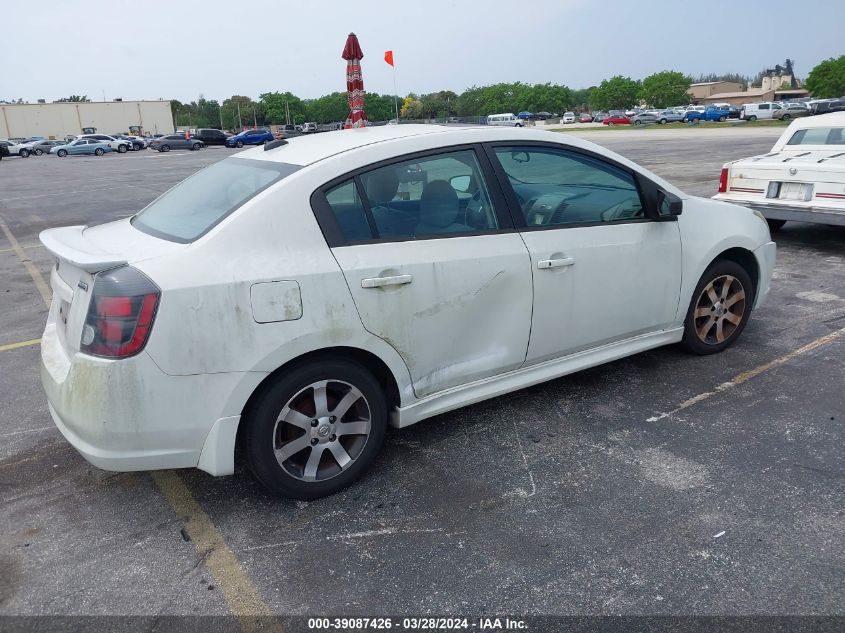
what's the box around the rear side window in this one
[325,180,372,242]
[786,127,844,146]
[132,158,300,242]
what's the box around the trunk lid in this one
[726,150,845,203]
[40,219,184,354]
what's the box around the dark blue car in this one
[225,128,274,147]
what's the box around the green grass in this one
[549,120,791,133]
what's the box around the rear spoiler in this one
[40,226,127,273]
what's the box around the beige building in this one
[687,81,744,102]
[0,100,173,139]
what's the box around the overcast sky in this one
[3,0,842,103]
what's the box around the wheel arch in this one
[707,246,760,304]
[232,346,401,468]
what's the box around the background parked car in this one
[50,138,113,157]
[685,106,730,122]
[602,114,631,126]
[562,112,576,124]
[225,128,274,147]
[79,134,132,153]
[0,143,10,160]
[809,99,845,116]
[111,134,146,150]
[25,139,67,156]
[630,112,659,125]
[579,113,594,123]
[591,111,607,122]
[0,139,32,157]
[773,104,811,121]
[191,128,231,145]
[149,134,205,152]
[517,111,533,120]
[740,102,782,121]
[655,110,685,124]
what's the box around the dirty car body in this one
[40,125,776,498]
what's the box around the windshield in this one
[131,158,300,242]
[786,127,845,147]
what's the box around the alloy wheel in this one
[693,275,746,344]
[272,379,372,482]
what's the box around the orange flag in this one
[384,50,394,67]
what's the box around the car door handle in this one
[361,274,413,288]
[537,258,575,269]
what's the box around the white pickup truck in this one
[713,112,845,229]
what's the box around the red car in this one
[579,113,594,123]
[602,114,631,126]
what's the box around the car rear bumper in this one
[40,321,250,475]
[714,197,845,226]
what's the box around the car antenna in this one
[264,139,288,151]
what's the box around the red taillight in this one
[81,266,160,359]
[718,167,729,193]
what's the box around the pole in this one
[219,104,224,130]
[237,102,242,130]
[392,64,400,122]
[253,106,257,128]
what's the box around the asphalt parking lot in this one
[1,129,843,629]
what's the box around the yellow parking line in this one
[151,471,279,631]
[0,221,277,630]
[648,325,845,421]
[0,243,42,254]
[0,223,52,305]
[0,338,41,353]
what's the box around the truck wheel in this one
[718,116,726,122]
[748,115,757,122]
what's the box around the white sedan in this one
[714,112,845,229]
[39,125,776,498]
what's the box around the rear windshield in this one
[786,127,845,146]
[132,158,300,242]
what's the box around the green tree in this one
[260,91,306,125]
[56,95,90,102]
[365,92,398,121]
[221,95,263,130]
[304,93,348,123]
[639,71,691,108]
[589,76,641,110]
[805,55,845,98]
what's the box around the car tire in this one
[236,140,244,148]
[161,145,170,152]
[660,118,667,124]
[57,149,68,157]
[94,148,104,156]
[718,116,726,122]
[117,144,128,153]
[34,149,43,156]
[192,143,201,151]
[782,114,791,121]
[633,120,642,126]
[748,115,757,122]
[20,149,30,158]
[607,122,614,126]
[766,219,786,231]
[133,142,143,150]
[680,259,754,355]
[244,357,388,499]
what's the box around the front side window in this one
[132,158,300,242]
[493,146,644,227]
[786,127,844,146]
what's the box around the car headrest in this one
[419,180,459,228]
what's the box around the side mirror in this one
[658,189,683,218]
[450,175,471,193]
